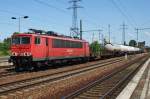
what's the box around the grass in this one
[0,50,10,56]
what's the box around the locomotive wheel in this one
[82,57,88,63]
[25,62,35,71]
[15,66,23,72]
[27,66,34,71]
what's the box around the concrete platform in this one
[0,62,12,66]
[116,58,150,99]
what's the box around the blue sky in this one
[0,0,150,45]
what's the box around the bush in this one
[0,37,11,56]
[90,41,101,57]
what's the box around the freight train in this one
[9,29,141,71]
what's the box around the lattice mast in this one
[68,0,83,37]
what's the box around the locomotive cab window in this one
[35,37,41,44]
[12,36,30,44]
[12,37,20,44]
[21,37,30,44]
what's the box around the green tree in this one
[0,37,11,56]
[3,37,11,49]
[90,41,101,57]
[129,40,137,47]
[13,32,19,35]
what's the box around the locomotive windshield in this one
[12,36,30,44]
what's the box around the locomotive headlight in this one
[24,53,27,56]
[23,52,31,56]
[12,52,18,56]
[27,52,31,56]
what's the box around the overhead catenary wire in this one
[80,9,100,28]
[117,0,137,26]
[80,1,101,28]
[0,10,64,35]
[0,8,55,25]
[0,0,96,29]
[109,0,135,29]
[0,0,80,36]
[34,0,69,14]
[2,5,71,28]
[49,0,101,33]
[52,0,100,30]
[54,0,67,5]
[34,0,100,36]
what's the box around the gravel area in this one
[0,54,146,99]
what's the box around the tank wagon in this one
[105,43,141,52]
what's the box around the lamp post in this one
[11,16,29,32]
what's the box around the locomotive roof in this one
[12,33,87,42]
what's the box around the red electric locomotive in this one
[10,29,90,71]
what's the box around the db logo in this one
[66,49,73,53]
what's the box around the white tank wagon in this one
[105,44,141,52]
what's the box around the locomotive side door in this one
[46,38,49,58]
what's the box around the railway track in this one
[0,71,17,78]
[64,56,148,99]
[0,56,124,78]
[0,65,15,78]
[0,57,124,95]
[0,55,135,78]
[0,56,12,68]
[0,55,135,74]
[0,57,9,64]
[0,61,12,68]
[0,65,12,69]
[0,61,8,63]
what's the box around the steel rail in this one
[63,55,147,99]
[0,58,123,95]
